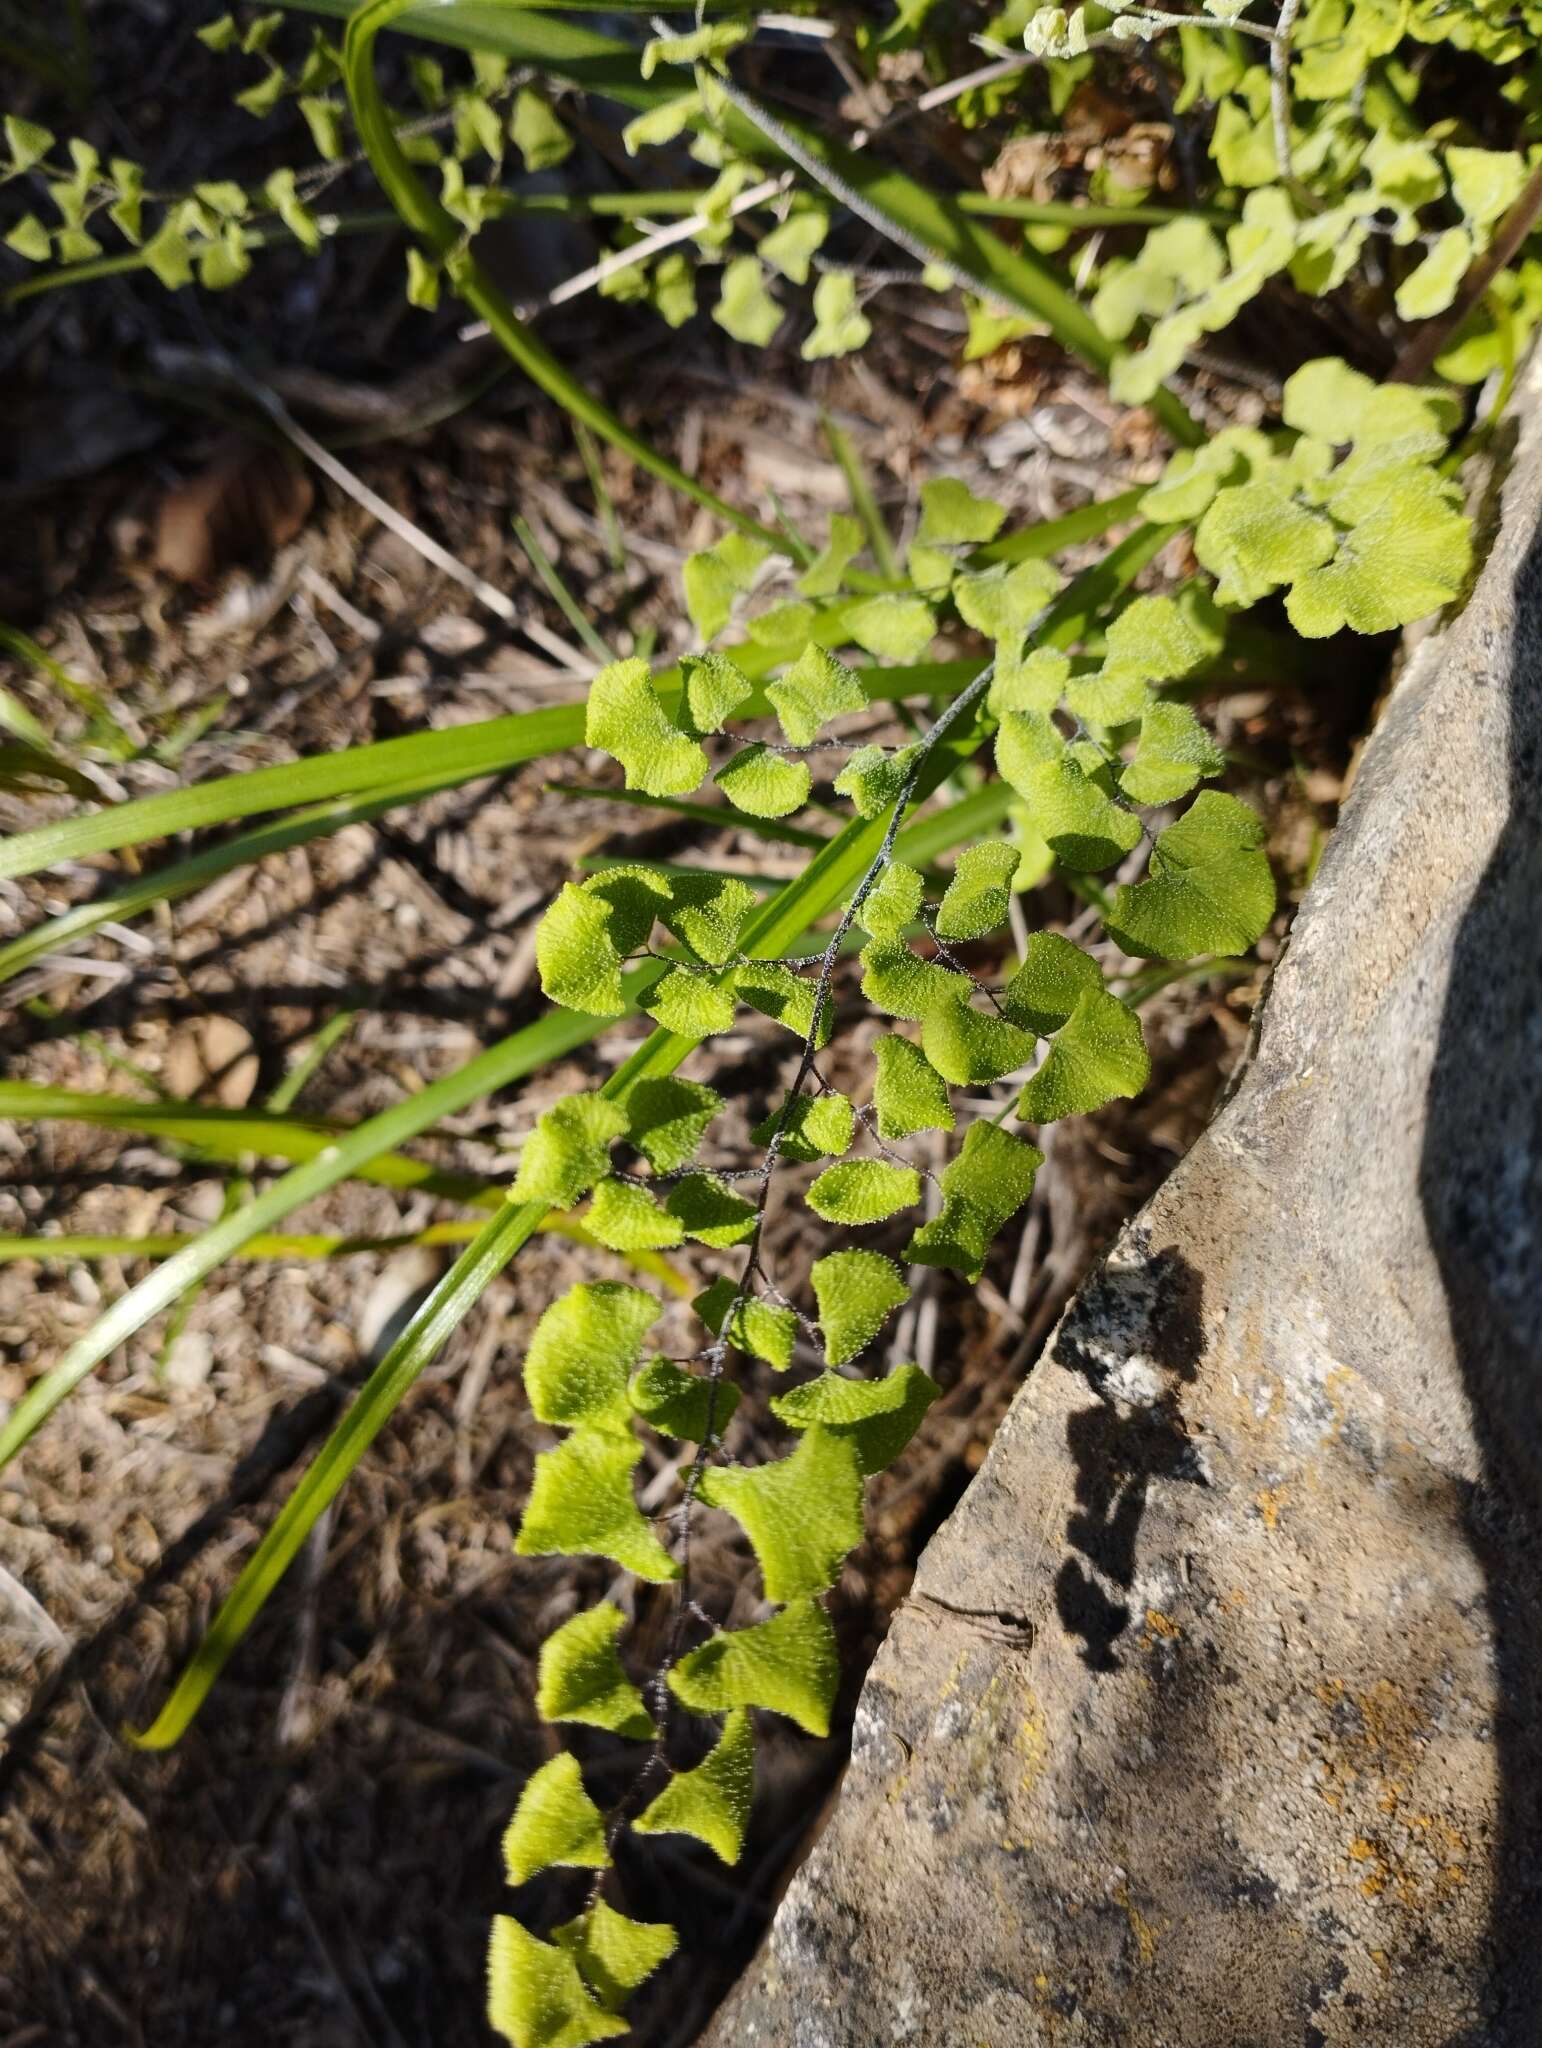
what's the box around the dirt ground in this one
[0,186,1371,2044]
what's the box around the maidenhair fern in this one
[2,7,1527,2041]
[484,361,1467,2041]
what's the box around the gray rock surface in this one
[705,356,1542,2046]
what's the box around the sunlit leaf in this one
[634,1710,755,1863]
[536,1605,654,1739]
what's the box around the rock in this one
[163,1014,260,1109]
[705,361,1542,2046]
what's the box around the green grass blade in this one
[0,621,133,751]
[0,624,970,884]
[977,487,1145,565]
[0,1080,498,1201]
[279,0,689,94]
[543,781,829,850]
[0,1217,688,1289]
[0,769,485,981]
[267,1011,360,1114]
[823,413,898,579]
[0,706,585,882]
[512,516,615,664]
[127,1197,543,1748]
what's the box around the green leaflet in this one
[1001,931,1102,1033]
[1100,591,1214,685]
[871,1035,954,1139]
[693,1277,799,1369]
[811,1249,910,1366]
[988,647,1070,719]
[502,1752,610,1887]
[488,1916,627,2048]
[667,1597,840,1735]
[642,19,750,73]
[699,1425,864,1601]
[678,649,753,737]
[995,712,1143,872]
[510,89,572,173]
[536,1605,654,1739]
[803,271,872,359]
[629,1356,741,1439]
[917,477,1007,546]
[771,1363,939,1476]
[715,743,814,819]
[582,865,674,955]
[1106,790,1275,959]
[634,1709,755,1864]
[736,959,832,1045]
[766,644,867,745]
[1120,699,1227,806]
[907,1121,1043,1282]
[843,594,938,662]
[921,990,1038,1088]
[834,744,920,821]
[551,1902,677,2017]
[1017,988,1151,1123]
[1196,477,1337,609]
[761,204,829,284]
[683,533,773,641]
[806,1159,921,1225]
[714,255,782,347]
[751,1089,855,1164]
[536,885,628,1018]
[512,1095,630,1208]
[626,1076,722,1172]
[525,1282,661,1432]
[860,939,968,1022]
[583,1179,684,1253]
[515,1429,679,1582]
[856,861,925,940]
[1285,468,1472,638]
[585,657,706,796]
[642,966,736,1041]
[951,558,1061,641]
[664,1173,758,1247]
[1396,226,1471,320]
[658,872,758,968]
[797,511,865,597]
[936,842,1021,940]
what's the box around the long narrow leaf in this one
[0,1220,689,1291]
[0,628,966,883]
[128,1199,541,1747]
[0,1081,495,1202]
[0,768,483,981]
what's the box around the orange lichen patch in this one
[1256,1484,1291,1529]
[1355,1680,1426,1774]
[1319,1365,1355,1444]
[1015,1688,1049,1803]
[1113,1884,1159,1966]
[1144,1608,1182,1639]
